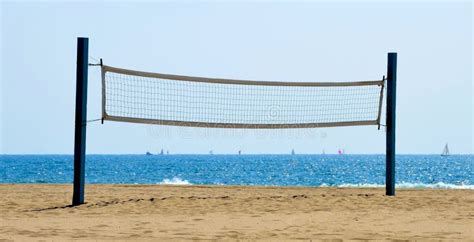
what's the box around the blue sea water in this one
[0,155,472,189]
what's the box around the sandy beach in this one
[0,184,472,240]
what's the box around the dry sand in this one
[0,184,472,240]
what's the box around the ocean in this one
[0,155,472,189]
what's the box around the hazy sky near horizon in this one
[1,1,472,154]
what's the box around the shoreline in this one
[1,184,473,240]
[1,182,473,190]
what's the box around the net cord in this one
[103,115,379,129]
[102,65,384,87]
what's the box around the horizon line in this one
[1,153,472,156]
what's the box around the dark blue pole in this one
[72,37,88,205]
[386,52,397,196]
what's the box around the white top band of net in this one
[101,65,385,129]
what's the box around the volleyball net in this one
[101,65,385,129]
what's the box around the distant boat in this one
[338,149,345,155]
[238,150,242,155]
[322,149,325,155]
[146,151,153,156]
[291,149,295,155]
[209,150,214,155]
[441,143,450,157]
[160,149,164,155]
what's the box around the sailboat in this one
[441,143,450,157]
[291,149,295,155]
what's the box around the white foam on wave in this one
[321,182,474,189]
[158,177,192,185]
[396,182,474,189]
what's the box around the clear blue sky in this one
[1,1,472,154]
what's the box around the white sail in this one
[441,143,450,156]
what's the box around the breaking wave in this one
[158,177,192,185]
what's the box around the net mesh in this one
[102,65,384,129]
